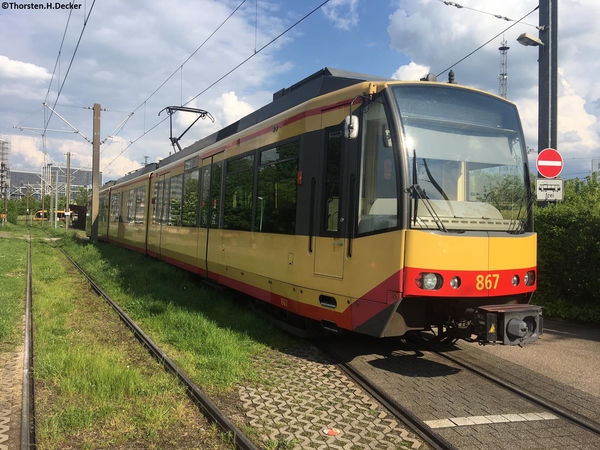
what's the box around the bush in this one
[534,174,600,323]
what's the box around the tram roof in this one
[157,67,392,166]
[111,68,391,185]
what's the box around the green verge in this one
[30,238,234,449]
[57,233,299,395]
[0,237,27,351]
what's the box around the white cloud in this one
[0,55,52,81]
[391,62,430,81]
[386,0,600,177]
[9,135,45,169]
[1,0,295,178]
[322,0,359,30]
[215,91,255,126]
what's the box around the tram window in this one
[134,187,145,224]
[200,166,211,227]
[168,175,183,226]
[357,100,398,234]
[325,131,342,232]
[255,142,298,234]
[156,179,171,225]
[210,162,223,228]
[110,193,121,222]
[126,189,135,222]
[224,154,255,231]
[153,182,161,224]
[100,196,109,223]
[182,170,199,227]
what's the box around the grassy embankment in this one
[1,223,300,449]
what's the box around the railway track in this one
[48,240,258,450]
[317,341,456,450]
[318,333,600,450]
[433,344,600,437]
[21,233,35,450]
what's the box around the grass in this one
[11,228,242,449]
[2,223,303,448]
[0,237,27,351]
[56,231,299,395]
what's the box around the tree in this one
[73,187,90,206]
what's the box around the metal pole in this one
[538,0,558,153]
[26,185,30,226]
[91,103,101,241]
[54,169,58,229]
[41,170,45,228]
[66,152,70,232]
[49,165,53,228]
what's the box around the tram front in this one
[389,83,541,346]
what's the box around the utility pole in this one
[538,0,558,153]
[0,162,7,226]
[66,152,71,232]
[41,169,45,228]
[91,103,101,241]
[48,164,53,228]
[26,185,31,226]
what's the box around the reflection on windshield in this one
[394,85,529,232]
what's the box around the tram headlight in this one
[416,272,443,290]
[512,275,520,286]
[450,276,461,289]
[524,270,536,286]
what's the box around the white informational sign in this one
[536,179,564,201]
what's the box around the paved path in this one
[459,318,600,397]
[0,340,24,450]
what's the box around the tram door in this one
[313,127,345,278]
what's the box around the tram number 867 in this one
[476,274,500,290]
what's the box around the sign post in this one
[536,148,563,203]
[536,148,563,179]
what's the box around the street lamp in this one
[517,0,557,156]
[518,0,557,206]
[517,33,544,47]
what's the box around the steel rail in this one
[434,349,600,437]
[318,344,457,450]
[21,232,36,450]
[56,245,258,450]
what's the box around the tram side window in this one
[126,189,135,222]
[200,166,211,227]
[357,99,398,234]
[255,142,298,234]
[325,131,342,232]
[168,175,183,226]
[110,193,121,222]
[210,162,223,228]
[224,155,254,231]
[153,182,161,224]
[155,179,171,225]
[99,195,109,223]
[134,187,145,224]
[182,170,199,227]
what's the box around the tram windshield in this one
[393,85,530,232]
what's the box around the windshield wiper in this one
[508,163,534,234]
[407,150,448,233]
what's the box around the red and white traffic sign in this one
[536,148,563,178]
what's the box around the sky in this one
[1,0,599,181]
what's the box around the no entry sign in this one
[536,148,563,178]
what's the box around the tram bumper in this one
[474,304,543,346]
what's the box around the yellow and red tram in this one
[89,68,542,345]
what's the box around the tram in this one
[89,68,542,345]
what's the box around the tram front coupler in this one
[472,304,543,346]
